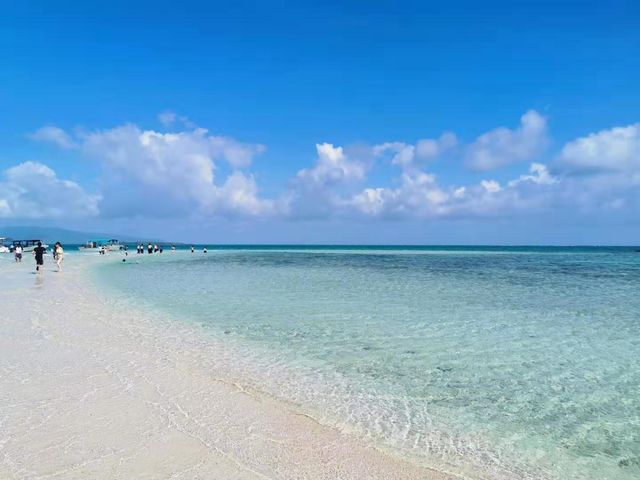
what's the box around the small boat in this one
[10,239,48,253]
[0,237,11,254]
[79,238,124,252]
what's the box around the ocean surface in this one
[93,246,640,480]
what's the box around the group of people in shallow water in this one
[135,243,170,254]
[134,244,208,254]
[23,241,65,274]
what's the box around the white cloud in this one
[350,187,386,215]
[209,136,266,169]
[25,114,639,224]
[558,123,640,174]
[390,144,416,168]
[351,172,452,218]
[347,161,562,219]
[466,110,548,171]
[29,126,77,149]
[373,142,413,167]
[82,125,217,204]
[453,186,466,199]
[480,179,502,193]
[415,132,458,159]
[0,161,99,218]
[214,171,282,216]
[373,132,458,170]
[551,123,640,213]
[508,163,557,187]
[289,129,561,220]
[38,123,275,218]
[296,143,367,187]
[288,143,372,218]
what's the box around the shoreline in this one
[0,254,459,479]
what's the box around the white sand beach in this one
[0,255,456,480]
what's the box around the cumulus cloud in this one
[549,123,640,214]
[387,143,416,168]
[36,122,275,218]
[82,125,217,210]
[480,179,502,193]
[290,122,558,220]
[466,110,548,171]
[79,124,265,172]
[351,171,451,217]
[296,143,367,187]
[24,112,639,223]
[209,136,266,169]
[558,123,640,174]
[347,161,562,219]
[287,143,370,218]
[508,163,557,187]
[214,171,282,216]
[415,132,458,159]
[0,161,99,218]
[373,132,458,170]
[29,126,77,149]
[290,117,556,220]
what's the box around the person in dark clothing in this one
[33,241,46,274]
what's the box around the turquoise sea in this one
[95,246,640,479]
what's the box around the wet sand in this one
[0,255,458,480]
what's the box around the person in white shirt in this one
[14,245,23,263]
[54,242,65,272]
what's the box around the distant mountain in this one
[0,226,158,244]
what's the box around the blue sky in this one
[0,1,639,243]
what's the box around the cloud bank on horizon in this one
[1,110,638,225]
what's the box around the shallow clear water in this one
[95,247,640,479]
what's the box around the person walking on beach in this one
[53,242,65,272]
[191,246,195,253]
[14,244,23,263]
[147,243,153,254]
[33,241,46,274]
[203,247,208,254]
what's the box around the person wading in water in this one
[53,242,65,272]
[33,242,46,274]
